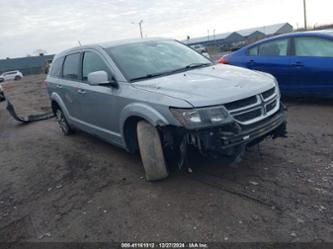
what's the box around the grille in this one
[233,108,262,122]
[225,87,279,125]
[262,87,275,100]
[225,96,258,111]
[266,99,277,113]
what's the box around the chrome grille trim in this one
[225,95,261,113]
[225,87,279,125]
[262,87,276,101]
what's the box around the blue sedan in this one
[219,31,333,97]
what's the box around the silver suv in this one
[47,38,287,181]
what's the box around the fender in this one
[119,102,170,138]
[50,92,71,121]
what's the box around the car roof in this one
[3,70,19,73]
[56,37,173,58]
[241,30,333,50]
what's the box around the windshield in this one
[105,40,212,82]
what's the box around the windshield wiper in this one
[130,72,169,82]
[184,62,212,69]
[130,63,213,82]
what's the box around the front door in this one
[289,36,333,96]
[76,50,122,144]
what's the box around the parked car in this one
[0,84,5,102]
[191,44,206,53]
[0,70,23,81]
[47,38,287,181]
[219,31,333,97]
[190,44,210,58]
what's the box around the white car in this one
[0,70,23,81]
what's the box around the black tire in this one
[55,108,73,136]
[14,76,21,81]
[137,120,169,181]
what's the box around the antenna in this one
[78,40,82,46]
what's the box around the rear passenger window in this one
[63,53,80,80]
[295,37,333,57]
[49,58,63,77]
[248,46,258,56]
[249,39,288,56]
[82,51,110,82]
[258,39,288,56]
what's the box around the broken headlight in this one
[170,106,230,129]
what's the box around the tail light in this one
[218,57,229,64]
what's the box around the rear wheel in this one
[137,120,169,181]
[55,108,73,135]
[14,76,21,80]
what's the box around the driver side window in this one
[82,51,110,82]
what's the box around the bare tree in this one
[33,49,47,56]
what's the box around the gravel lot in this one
[0,74,332,242]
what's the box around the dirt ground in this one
[0,74,332,242]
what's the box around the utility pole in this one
[207,29,210,41]
[131,20,144,38]
[139,20,143,38]
[303,0,307,30]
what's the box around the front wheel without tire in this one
[55,108,73,135]
[137,121,169,181]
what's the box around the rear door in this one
[61,53,81,119]
[246,38,292,93]
[289,36,333,96]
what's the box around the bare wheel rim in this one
[56,109,69,134]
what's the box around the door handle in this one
[77,89,87,94]
[291,62,304,67]
[248,60,256,66]
[56,84,63,89]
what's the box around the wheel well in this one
[51,100,60,114]
[123,116,145,153]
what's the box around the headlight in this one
[273,78,281,98]
[170,106,230,129]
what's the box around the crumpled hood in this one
[132,64,276,107]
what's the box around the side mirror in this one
[87,71,118,87]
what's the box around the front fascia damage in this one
[159,103,287,163]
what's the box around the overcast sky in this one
[0,0,332,58]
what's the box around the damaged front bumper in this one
[195,107,286,155]
[163,104,287,158]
